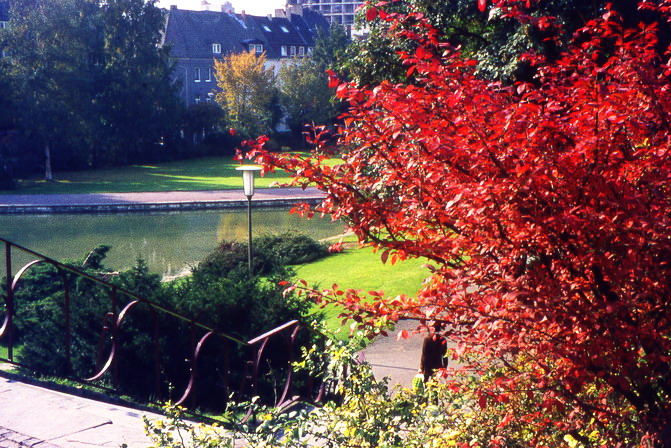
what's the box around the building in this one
[162,4,328,106]
[290,0,362,34]
[0,1,10,59]
[0,1,8,28]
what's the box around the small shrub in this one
[193,240,281,278]
[254,232,330,266]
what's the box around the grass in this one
[294,243,433,337]
[0,156,308,195]
[0,343,22,363]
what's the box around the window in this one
[281,45,287,57]
[290,46,296,57]
[194,95,201,104]
[194,67,201,83]
[280,25,289,33]
[212,43,221,54]
[307,46,313,56]
[262,25,271,32]
[249,44,263,53]
[206,67,212,82]
[0,21,7,29]
[298,46,305,57]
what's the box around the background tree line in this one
[0,0,347,187]
[0,0,181,184]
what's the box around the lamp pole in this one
[236,165,262,275]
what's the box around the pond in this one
[0,208,343,278]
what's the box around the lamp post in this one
[236,165,262,275]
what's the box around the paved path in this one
[0,187,326,213]
[0,376,164,447]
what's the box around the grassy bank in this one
[294,244,432,337]
[1,156,294,195]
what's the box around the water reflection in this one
[0,208,342,277]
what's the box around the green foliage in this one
[11,241,322,409]
[341,0,607,84]
[278,59,338,141]
[0,0,180,175]
[312,23,350,72]
[193,240,282,278]
[146,336,642,448]
[254,232,330,266]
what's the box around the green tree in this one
[341,0,634,84]
[93,0,180,166]
[0,0,180,175]
[2,0,101,179]
[214,50,276,138]
[278,58,337,141]
[312,22,350,72]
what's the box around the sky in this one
[156,0,288,15]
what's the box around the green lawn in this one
[1,156,298,195]
[294,245,433,337]
[0,343,22,361]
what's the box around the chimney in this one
[286,4,303,16]
[275,8,287,18]
[221,1,234,13]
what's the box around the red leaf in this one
[366,7,378,21]
[477,0,487,12]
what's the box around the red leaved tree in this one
[247,1,671,445]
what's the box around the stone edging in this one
[0,197,323,214]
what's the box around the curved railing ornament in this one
[0,237,328,418]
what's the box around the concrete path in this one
[0,376,164,447]
[0,187,326,214]
[360,320,424,388]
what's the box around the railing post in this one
[5,241,14,362]
[61,270,72,375]
[110,287,119,388]
[152,308,161,400]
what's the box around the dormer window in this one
[298,46,305,57]
[281,45,287,57]
[212,43,221,54]
[290,46,296,57]
[262,25,271,32]
[280,25,289,33]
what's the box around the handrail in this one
[0,237,247,346]
[0,237,327,411]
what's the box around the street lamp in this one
[236,165,262,275]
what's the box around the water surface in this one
[0,208,343,278]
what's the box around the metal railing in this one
[0,237,326,415]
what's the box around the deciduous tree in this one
[249,1,671,445]
[278,58,337,142]
[214,50,276,139]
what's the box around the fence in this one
[0,237,326,417]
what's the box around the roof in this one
[0,1,9,22]
[163,6,328,60]
[289,8,329,47]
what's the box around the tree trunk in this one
[44,143,53,181]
